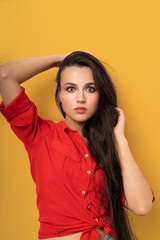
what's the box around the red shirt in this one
[0,86,155,240]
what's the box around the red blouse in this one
[0,86,155,240]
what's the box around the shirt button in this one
[87,170,91,174]
[95,218,98,222]
[85,154,89,157]
[82,190,85,195]
[87,204,91,209]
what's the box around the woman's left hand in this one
[114,107,125,136]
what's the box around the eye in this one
[86,87,95,92]
[66,87,75,92]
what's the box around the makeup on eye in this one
[66,86,96,92]
[64,83,97,93]
[66,87,76,92]
[85,87,95,92]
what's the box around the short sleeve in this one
[0,86,48,147]
[121,187,155,209]
[150,188,155,202]
[121,192,129,209]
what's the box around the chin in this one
[72,116,89,123]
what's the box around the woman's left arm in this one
[114,107,154,216]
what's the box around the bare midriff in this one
[43,228,107,240]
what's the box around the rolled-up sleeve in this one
[121,192,128,209]
[121,187,155,209]
[0,86,47,147]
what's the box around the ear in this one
[58,87,62,103]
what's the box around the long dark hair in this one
[55,51,137,240]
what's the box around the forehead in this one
[60,66,95,84]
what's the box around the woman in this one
[0,51,155,240]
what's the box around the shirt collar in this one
[57,120,77,133]
[57,120,90,150]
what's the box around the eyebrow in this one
[64,82,97,86]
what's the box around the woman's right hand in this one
[56,53,71,66]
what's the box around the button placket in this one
[84,153,92,176]
[80,152,92,199]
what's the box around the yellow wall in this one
[0,0,159,239]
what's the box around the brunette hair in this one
[55,51,137,240]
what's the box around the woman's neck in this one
[64,118,85,135]
[64,118,88,145]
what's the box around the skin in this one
[58,66,100,137]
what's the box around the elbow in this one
[0,62,11,81]
[133,202,153,216]
[0,68,8,82]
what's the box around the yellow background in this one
[0,0,159,239]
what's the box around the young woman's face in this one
[58,66,100,127]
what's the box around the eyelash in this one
[66,87,96,92]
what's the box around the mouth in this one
[74,107,87,113]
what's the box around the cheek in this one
[90,94,100,108]
[87,94,100,116]
[60,94,74,111]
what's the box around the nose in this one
[76,90,86,103]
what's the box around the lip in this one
[74,107,87,113]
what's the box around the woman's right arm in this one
[0,54,69,107]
